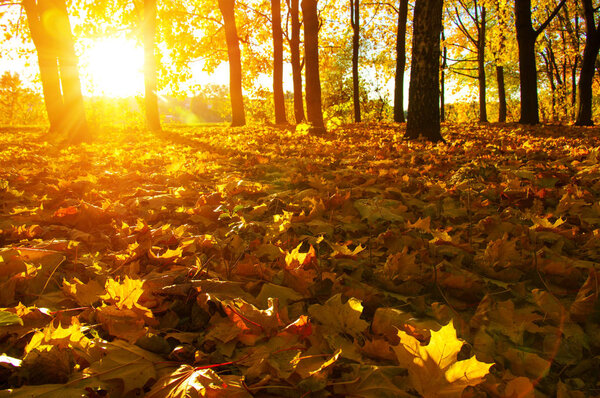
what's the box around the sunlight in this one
[81,38,144,98]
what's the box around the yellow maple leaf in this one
[392,321,493,397]
[308,294,369,337]
[101,276,145,310]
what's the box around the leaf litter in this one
[0,123,599,397]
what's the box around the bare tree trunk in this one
[218,0,246,126]
[441,26,446,123]
[515,0,566,125]
[272,0,287,124]
[496,65,507,122]
[350,0,360,122]
[289,0,305,123]
[144,0,161,132]
[542,50,558,121]
[23,0,88,142]
[478,6,487,122]
[576,0,600,126]
[405,0,443,142]
[393,0,408,123]
[572,15,580,110]
[302,0,325,132]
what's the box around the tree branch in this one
[534,0,567,38]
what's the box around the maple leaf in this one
[333,365,411,397]
[147,365,250,397]
[392,321,493,397]
[62,277,104,306]
[308,294,369,337]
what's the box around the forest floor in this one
[0,123,599,397]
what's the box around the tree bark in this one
[496,65,507,122]
[441,26,446,123]
[289,0,305,123]
[144,0,161,132]
[515,0,566,125]
[576,0,600,126]
[350,0,360,122]
[302,0,325,132]
[405,0,443,142]
[272,0,287,125]
[218,0,246,126]
[393,0,408,123]
[23,0,88,142]
[477,6,487,122]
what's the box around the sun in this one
[80,38,145,98]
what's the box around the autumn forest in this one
[0,0,600,396]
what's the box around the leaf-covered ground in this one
[0,123,599,397]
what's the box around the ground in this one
[0,123,599,397]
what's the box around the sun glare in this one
[81,38,144,98]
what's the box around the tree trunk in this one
[144,0,161,132]
[290,0,305,123]
[393,0,408,123]
[572,15,580,109]
[576,37,600,126]
[218,0,246,126]
[302,0,325,132]
[405,0,443,142]
[350,0,360,122]
[496,65,507,122]
[478,6,487,122]
[23,0,63,130]
[576,0,600,126]
[543,51,558,121]
[272,0,287,125]
[441,26,446,123]
[515,0,539,125]
[23,0,88,142]
[515,0,566,125]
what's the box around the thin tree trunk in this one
[143,0,161,132]
[496,65,507,122]
[393,0,408,123]
[478,6,487,122]
[441,26,446,123]
[350,0,360,122]
[218,0,246,126]
[272,0,287,124]
[572,15,580,109]
[543,51,558,121]
[405,0,443,142]
[302,0,325,132]
[290,0,305,123]
[576,0,600,126]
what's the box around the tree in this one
[405,0,444,142]
[0,71,23,124]
[287,0,306,123]
[575,0,600,126]
[490,0,510,122]
[514,0,566,124]
[272,0,287,125]
[144,0,161,132]
[218,0,246,126]
[393,0,408,123]
[302,0,325,132]
[447,0,488,123]
[22,0,89,143]
[350,0,360,122]
[441,26,447,122]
